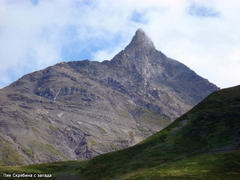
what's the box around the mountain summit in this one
[126,28,155,50]
[111,28,157,66]
[0,29,218,165]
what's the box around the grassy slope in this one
[0,161,86,180]
[124,150,240,180]
[1,86,240,179]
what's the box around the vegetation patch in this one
[1,86,240,179]
[0,139,25,166]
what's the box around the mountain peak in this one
[126,28,155,50]
[135,28,146,36]
[0,28,219,167]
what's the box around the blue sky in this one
[0,0,239,88]
[188,3,220,17]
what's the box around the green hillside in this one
[1,85,240,180]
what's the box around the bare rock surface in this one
[0,29,218,165]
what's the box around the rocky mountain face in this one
[0,29,218,165]
[64,85,240,180]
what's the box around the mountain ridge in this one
[0,29,218,165]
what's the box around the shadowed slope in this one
[0,29,218,165]
[1,85,239,180]
[81,85,240,179]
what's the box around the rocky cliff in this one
[0,29,218,165]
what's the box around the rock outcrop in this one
[0,29,218,165]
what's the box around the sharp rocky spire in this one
[125,28,155,51]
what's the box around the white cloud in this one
[0,0,239,88]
